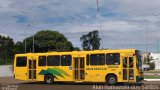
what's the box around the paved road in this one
[1,77,160,90]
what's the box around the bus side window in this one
[39,56,46,66]
[106,53,120,65]
[61,55,72,66]
[123,57,127,68]
[129,57,133,68]
[90,54,105,65]
[47,55,60,66]
[86,54,89,65]
[16,57,27,67]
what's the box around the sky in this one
[0,0,160,52]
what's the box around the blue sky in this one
[0,0,160,52]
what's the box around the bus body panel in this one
[14,54,28,81]
[14,49,143,83]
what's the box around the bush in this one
[149,62,155,70]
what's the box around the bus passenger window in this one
[61,55,72,66]
[16,57,27,67]
[90,54,105,65]
[123,57,127,68]
[106,53,120,65]
[39,56,46,66]
[129,57,133,68]
[47,55,60,66]
[86,54,89,65]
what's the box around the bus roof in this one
[15,49,138,56]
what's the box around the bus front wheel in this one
[44,74,54,84]
[106,75,117,85]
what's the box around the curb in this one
[144,79,160,81]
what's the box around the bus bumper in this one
[136,76,144,82]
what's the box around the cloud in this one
[0,0,160,52]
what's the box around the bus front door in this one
[28,59,36,80]
[122,56,135,82]
[73,57,85,81]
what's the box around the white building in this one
[150,53,160,70]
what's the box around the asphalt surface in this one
[0,77,160,90]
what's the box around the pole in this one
[32,29,34,53]
[146,21,148,53]
[154,14,160,53]
[25,27,26,53]
[24,25,30,53]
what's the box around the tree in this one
[0,35,14,64]
[23,30,74,52]
[14,41,24,54]
[80,30,101,50]
[73,47,80,51]
[143,53,155,70]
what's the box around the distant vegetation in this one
[143,54,155,70]
[80,30,101,50]
[0,35,14,65]
[0,30,80,65]
[0,30,100,65]
[22,30,75,53]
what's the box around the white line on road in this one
[144,79,160,81]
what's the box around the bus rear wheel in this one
[44,74,54,84]
[106,75,117,85]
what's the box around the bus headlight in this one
[130,76,133,80]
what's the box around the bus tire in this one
[106,74,117,85]
[44,74,54,84]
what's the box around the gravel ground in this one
[1,77,160,90]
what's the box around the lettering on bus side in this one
[108,66,119,68]
[86,67,107,70]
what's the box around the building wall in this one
[150,53,160,70]
[0,65,13,77]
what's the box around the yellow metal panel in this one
[14,49,141,83]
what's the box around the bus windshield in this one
[135,50,142,70]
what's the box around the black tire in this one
[44,74,54,84]
[106,75,117,85]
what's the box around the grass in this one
[144,70,160,73]
[144,75,160,79]
[144,70,160,79]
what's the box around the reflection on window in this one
[38,56,46,66]
[106,53,120,65]
[90,54,105,65]
[86,54,89,65]
[129,57,133,68]
[123,57,127,68]
[47,55,60,66]
[16,57,27,67]
[61,55,72,66]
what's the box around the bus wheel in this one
[106,75,117,85]
[44,74,54,84]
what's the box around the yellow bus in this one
[14,49,143,85]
